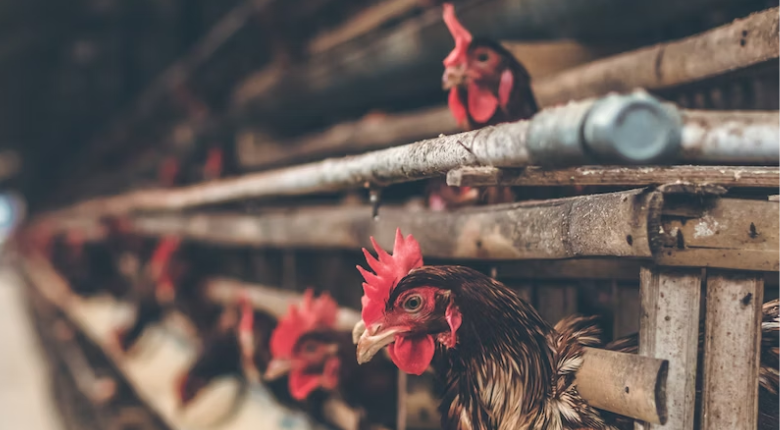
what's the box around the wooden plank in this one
[702,272,764,430]
[613,282,641,340]
[495,259,643,281]
[536,284,578,325]
[448,165,780,188]
[637,267,701,430]
[128,189,659,261]
[534,7,779,106]
[656,197,779,271]
[577,347,668,425]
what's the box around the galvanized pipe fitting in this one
[527,91,683,166]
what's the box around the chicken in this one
[353,229,779,430]
[115,236,183,351]
[177,298,289,407]
[48,228,131,299]
[265,289,397,429]
[430,3,538,210]
[441,3,537,130]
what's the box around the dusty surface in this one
[0,269,62,430]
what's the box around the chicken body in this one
[177,309,292,407]
[357,263,779,430]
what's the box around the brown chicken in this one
[430,3,538,210]
[354,229,779,430]
[176,297,289,407]
[265,289,397,429]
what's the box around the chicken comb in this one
[238,290,256,366]
[149,236,182,279]
[357,228,423,326]
[442,3,473,67]
[270,289,339,359]
[238,290,254,336]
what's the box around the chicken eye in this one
[303,343,317,353]
[403,294,424,312]
[476,52,490,62]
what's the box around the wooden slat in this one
[534,7,779,106]
[536,284,578,325]
[447,166,780,188]
[637,267,701,429]
[613,282,641,340]
[657,197,779,271]
[129,189,659,261]
[702,272,764,430]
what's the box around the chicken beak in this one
[356,324,400,364]
[352,320,366,345]
[263,359,292,381]
[442,64,466,90]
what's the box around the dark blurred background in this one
[1,0,776,214]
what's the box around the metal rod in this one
[53,103,777,217]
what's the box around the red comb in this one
[238,290,254,335]
[149,236,181,280]
[270,289,339,359]
[238,290,256,364]
[357,228,423,326]
[442,3,473,67]
[202,147,223,180]
[158,158,179,187]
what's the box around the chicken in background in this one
[177,293,291,408]
[265,289,397,430]
[353,229,779,430]
[47,225,132,299]
[114,236,183,352]
[427,3,538,211]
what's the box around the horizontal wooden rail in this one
[447,165,780,188]
[122,190,776,272]
[534,7,779,106]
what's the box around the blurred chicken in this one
[429,3,538,210]
[354,229,779,430]
[177,295,290,407]
[265,289,397,429]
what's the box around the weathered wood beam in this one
[447,165,780,188]
[701,272,764,430]
[656,196,779,271]
[577,347,668,425]
[637,267,701,430]
[534,7,779,106]
[129,189,660,261]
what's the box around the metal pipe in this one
[680,110,780,164]
[56,93,779,216]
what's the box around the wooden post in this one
[397,371,407,430]
[701,271,764,430]
[637,267,702,429]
